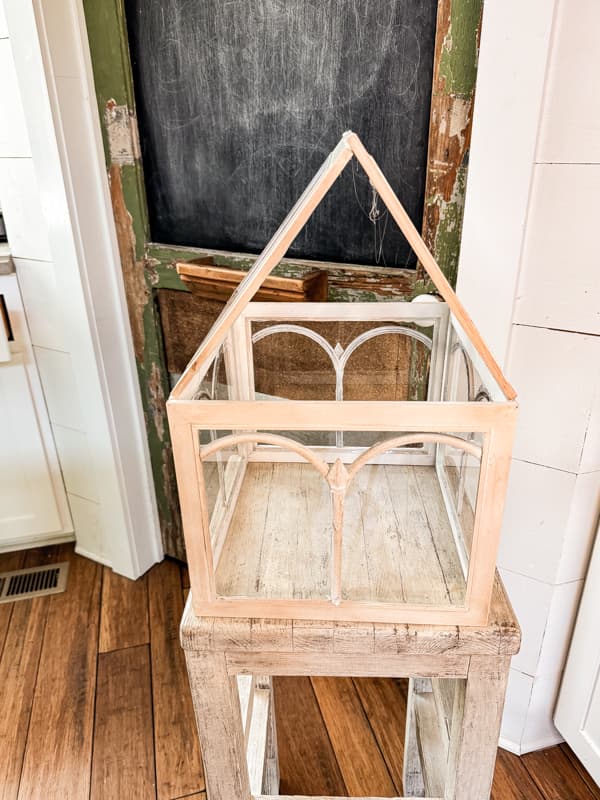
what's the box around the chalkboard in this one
[125,0,438,268]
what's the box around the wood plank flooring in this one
[216,462,466,605]
[0,544,597,799]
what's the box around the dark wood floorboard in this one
[311,676,398,796]
[352,676,408,793]
[18,544,101,800]
[0,551,26,661]
[99,566,149,653]
[273,676,347,797]
[522,746,600,800]
[0,544,596,799]
[561,743,600,800]
[148,560,204,800]
[0,550,50,800]
[91,644,155,799]
[492,749,545,800]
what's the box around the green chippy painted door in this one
[82,0,482,559]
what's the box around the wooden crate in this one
[177,257,328,303]
[167,132,517,627]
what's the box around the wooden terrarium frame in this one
[167,132,517,626]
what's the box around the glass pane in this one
[250,319,432,402]
[213,455,331,601]
[193,342,231,401]
[436,434,482,566]
[202,429,477,608]
[443,323,493,403]
[199,430,243,549]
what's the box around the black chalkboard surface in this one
[125,1,438,268]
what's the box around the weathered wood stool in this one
[180,572,519,800]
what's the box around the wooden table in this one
[180,572,520,800]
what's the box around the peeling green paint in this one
[438,0,482,97]
[428,166,467,288]
[120,164,149,261]
[83,0,136,160]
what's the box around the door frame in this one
[82,0,483,558]
[4,0,163,575]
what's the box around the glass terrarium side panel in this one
[340,434,474,608]
[245,430,432,465]
[443,316,507,403]
[442,323,495,404]
[435,434,483,580]
[197,429,247,564]
[210,458,332,602]
[189,340,233,401]
[249,319,434,403]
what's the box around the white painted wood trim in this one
[0,273,73,538]
[3,0,162,575]
[456,0,558,368]
[555,527,600,782]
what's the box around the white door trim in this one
[3,0,163,576]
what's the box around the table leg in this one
[403,677,426,797]
[445,655,510,800]
[184,650,252,800]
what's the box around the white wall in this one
[459,0,600,753]
[0,0,162,576]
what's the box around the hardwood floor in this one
[0,544,597,799]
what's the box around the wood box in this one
[177,257,328,303]
[167,132,518,626]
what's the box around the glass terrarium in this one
[167,133,517,626]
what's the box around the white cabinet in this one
[0,271,72,549]
[555,526,600,785]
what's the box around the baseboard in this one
[519,733,565,754]
[499,737,522,755]
[0,531,75,553]
[499,732,565,756]
[74,545,112,569]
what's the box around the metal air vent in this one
[0,562,69,603]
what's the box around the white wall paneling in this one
[500,570,555,678]
[0,272,72,549]
[498,460,576,584]
[0,159,52,261]
[68,493,108,566]
[12,257,65,350]
[536,580,583,678]
[456,0,557,366]
[458,0,600,755]
[0,2,7,38]
[499,466,600,585]
[52,424,98,502]
[580,383,600,473]
[514,164,600,335]
[536,0,600,164]
[33,346,83,429]
[499,669,534,752]
[508,325,600,473]
[0,39,31,156]
[556,471,600,583]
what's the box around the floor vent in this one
[0,562,69,604]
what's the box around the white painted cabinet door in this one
[555,526,600,786]
[0,273,71,548]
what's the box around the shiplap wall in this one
[0,12,99,550]
[459,0,600,753]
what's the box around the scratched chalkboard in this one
[125,1,438,268]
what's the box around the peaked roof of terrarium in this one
[171,131,516,402]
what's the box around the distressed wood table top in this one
[181,571,520,658]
